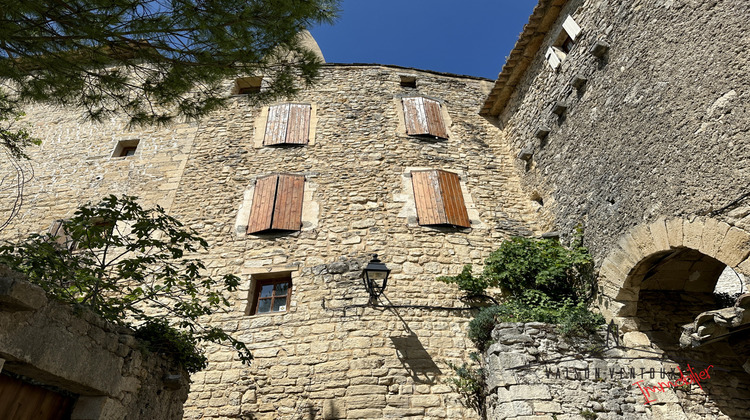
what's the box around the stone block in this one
[682,219,705,251]
[623,331,651,348]
[650,403,688,420]
[0,276,47,311]
[665,218,684,249]
[699,219,730,258]
[716,227,750,267]
[508,384,551,400]
[648,217,670,251]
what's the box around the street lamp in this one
[362,254,390,299]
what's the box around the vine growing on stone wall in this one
[0,195,250,372]
[439,229,603,350]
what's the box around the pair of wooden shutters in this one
[402,97,448,139]
[247,174,305,233]
[411,170,470,228]
[264,104,311,146]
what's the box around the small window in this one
[402,97,448,139]
[247,174,305,234]
[234,76,262,94]
[249,275,291,315]
[112,139,139,157]
[411,170,470,228]
[264,104,311,146]
[399,75,417,88]
[546,15,582,69]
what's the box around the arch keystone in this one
[665,218,684,248]
[647,217,670,251]
[682,218,705,250]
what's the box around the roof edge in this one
[479,0,568,117]
[322,62,494,82]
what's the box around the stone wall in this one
[494,0,750,263]
[0,268,189,419]
[0,64,545,419]
[173,65,542,419]
[484,321,747,420]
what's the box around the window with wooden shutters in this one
[411,170,470,228]
[247,174,305,234]
[263,104,311,146]
[402,97,448,139]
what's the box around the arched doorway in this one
[598,218,750,417]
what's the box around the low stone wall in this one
[0,268,189,420]
[484,322,745,420]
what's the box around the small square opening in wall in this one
[247,273,292,315]
[234,76,262,94]
[112,139,139,157]
[546,15,582,70]
[399,75,417,88]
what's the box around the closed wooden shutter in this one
[402,97,448,139]
[437,170,470,227]
[247,174,305,233]
[271,174,305,231]
[263,104,311,146]
[411,170,470,228]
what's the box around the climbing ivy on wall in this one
[439,231,603,350]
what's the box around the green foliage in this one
[468,306,503,352]
[440,233,594,301]
[450,232,603,351]
[445,353,485,417]
[713,291,742,308]
[0,100,40,159]
[0,0,339,140]
[134,319,207,373]
[0,195,251,371]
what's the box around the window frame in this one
[249,276,292,315]
[112,139,139,158]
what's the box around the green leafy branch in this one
[0,195,250,372]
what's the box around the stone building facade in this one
[0,63,541,419]
[2,0,750,418]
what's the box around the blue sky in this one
[310,1,538,79]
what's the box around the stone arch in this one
[597,217,750,323]
[596,217,750,416]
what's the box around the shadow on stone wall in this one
[390,334,442,384]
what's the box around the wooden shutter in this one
[285,104,311,145]
[411,170,470,228]
[562,15,582,41]
[263,104,311,146]
[403,97,428,136]
[271,174,305,231]
[423,98,448,139]
[247,175,278,233]
[263,104,290,145]
[437,170,470,227]
[403,97,448,139]
[247,174,305,233]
